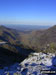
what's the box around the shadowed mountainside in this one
[0,47,27,68]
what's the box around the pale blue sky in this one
[0,0,56,26]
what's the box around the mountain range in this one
[4,25,50,31]
[0,25,56,53]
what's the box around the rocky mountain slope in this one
[1,52,56,75]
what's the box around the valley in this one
[0,0,56,74]
[0,25,56,75]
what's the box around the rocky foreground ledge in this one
[1,52,56,75]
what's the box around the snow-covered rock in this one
[20,52,56,75]
[1,52,56,75]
